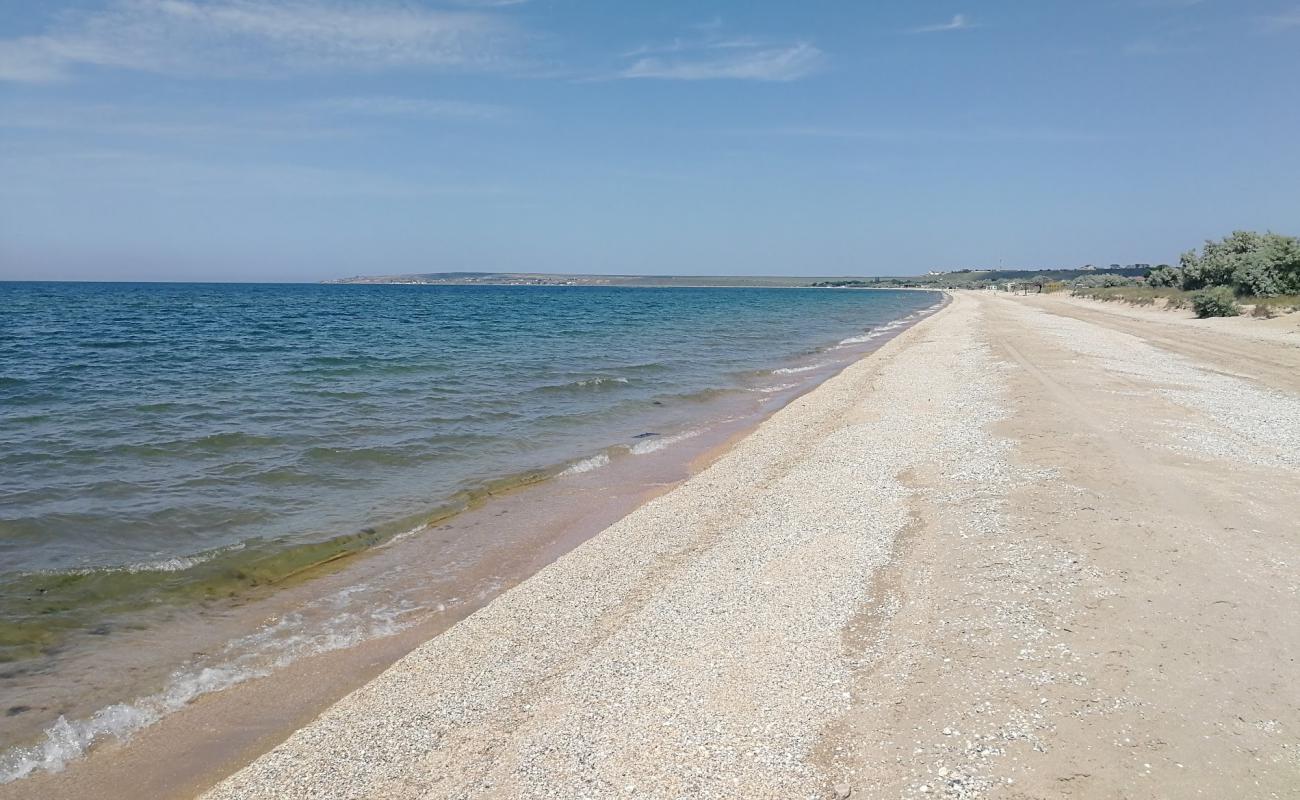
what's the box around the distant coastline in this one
[322,266,1153,289]
[323,272,856,288]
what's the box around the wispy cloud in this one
[617,23,823,83]
[1123,38,1194,56]
[612,20,824,82]
[729,125,1109,145]
[0,95,506,142]
[310,96,509,120]
[620,41,822,81]
[1262,7,1300,31]
[0,148,512,200]
[0,101,337,139]
[909,14,977,34]
[622,36,764,59]
[0,0,521,83]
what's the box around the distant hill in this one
[325,267,1154,289]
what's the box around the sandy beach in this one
[97,290,1300,797]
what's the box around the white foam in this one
[122,555,207,573]
[376,522,431,549]
[575,376,629,387]
[559,453,610,476]
[0,596,419,784]
[771,362,830,376]
[834,332,882,347]
[629,429,701,455]
[58,542,250,576]
[833,314,922,349]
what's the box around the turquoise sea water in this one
[0,282,939,778]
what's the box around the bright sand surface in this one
[90,292,1300,797]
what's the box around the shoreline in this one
[1,297,947,799]
[193,294,969,799]
[14,287,1295,799]
[197,289,1298,799]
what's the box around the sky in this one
[1,1,1298,281]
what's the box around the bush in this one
[1071,273,1138,289]
[1251,303,1277,319]
[1178,231,1300,296]
[1146,265,1180,287]
[1191,287,1241,318]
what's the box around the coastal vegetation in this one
[1149,231,1300,297]
[1190,286,1241,318]
[1065,231,1300,318]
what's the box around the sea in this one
[0,281,941,782]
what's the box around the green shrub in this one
[1145,265,1180,287]
[1178,231,1300,296]
[1191,287,1241,318]
[1072,273,1138,289]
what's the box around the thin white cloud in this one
[620,40,822,81]
[0,99,341,139]
[0,148,511,199]
[0,95,506,142]
[622,36,764,59]
[311,96,509,120]
[1263,7,1300,30]
[616,21,822,82]
[0,0,519,83]
[910,14,977,34]
[731,125,1109,145]
[1123,38,1190,56]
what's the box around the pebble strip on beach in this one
[202,295,1008,800]
[202,292,1300,800]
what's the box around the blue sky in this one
[1,1,1298,281]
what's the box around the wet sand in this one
[199,290,1299,799]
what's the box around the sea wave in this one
[834,332,882,347]
[535,376,631,394]
[771,362,830,375]
[833,316,916,348]
[559,452,611,476]
[577,376,629,387]
[629,429,701,455]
